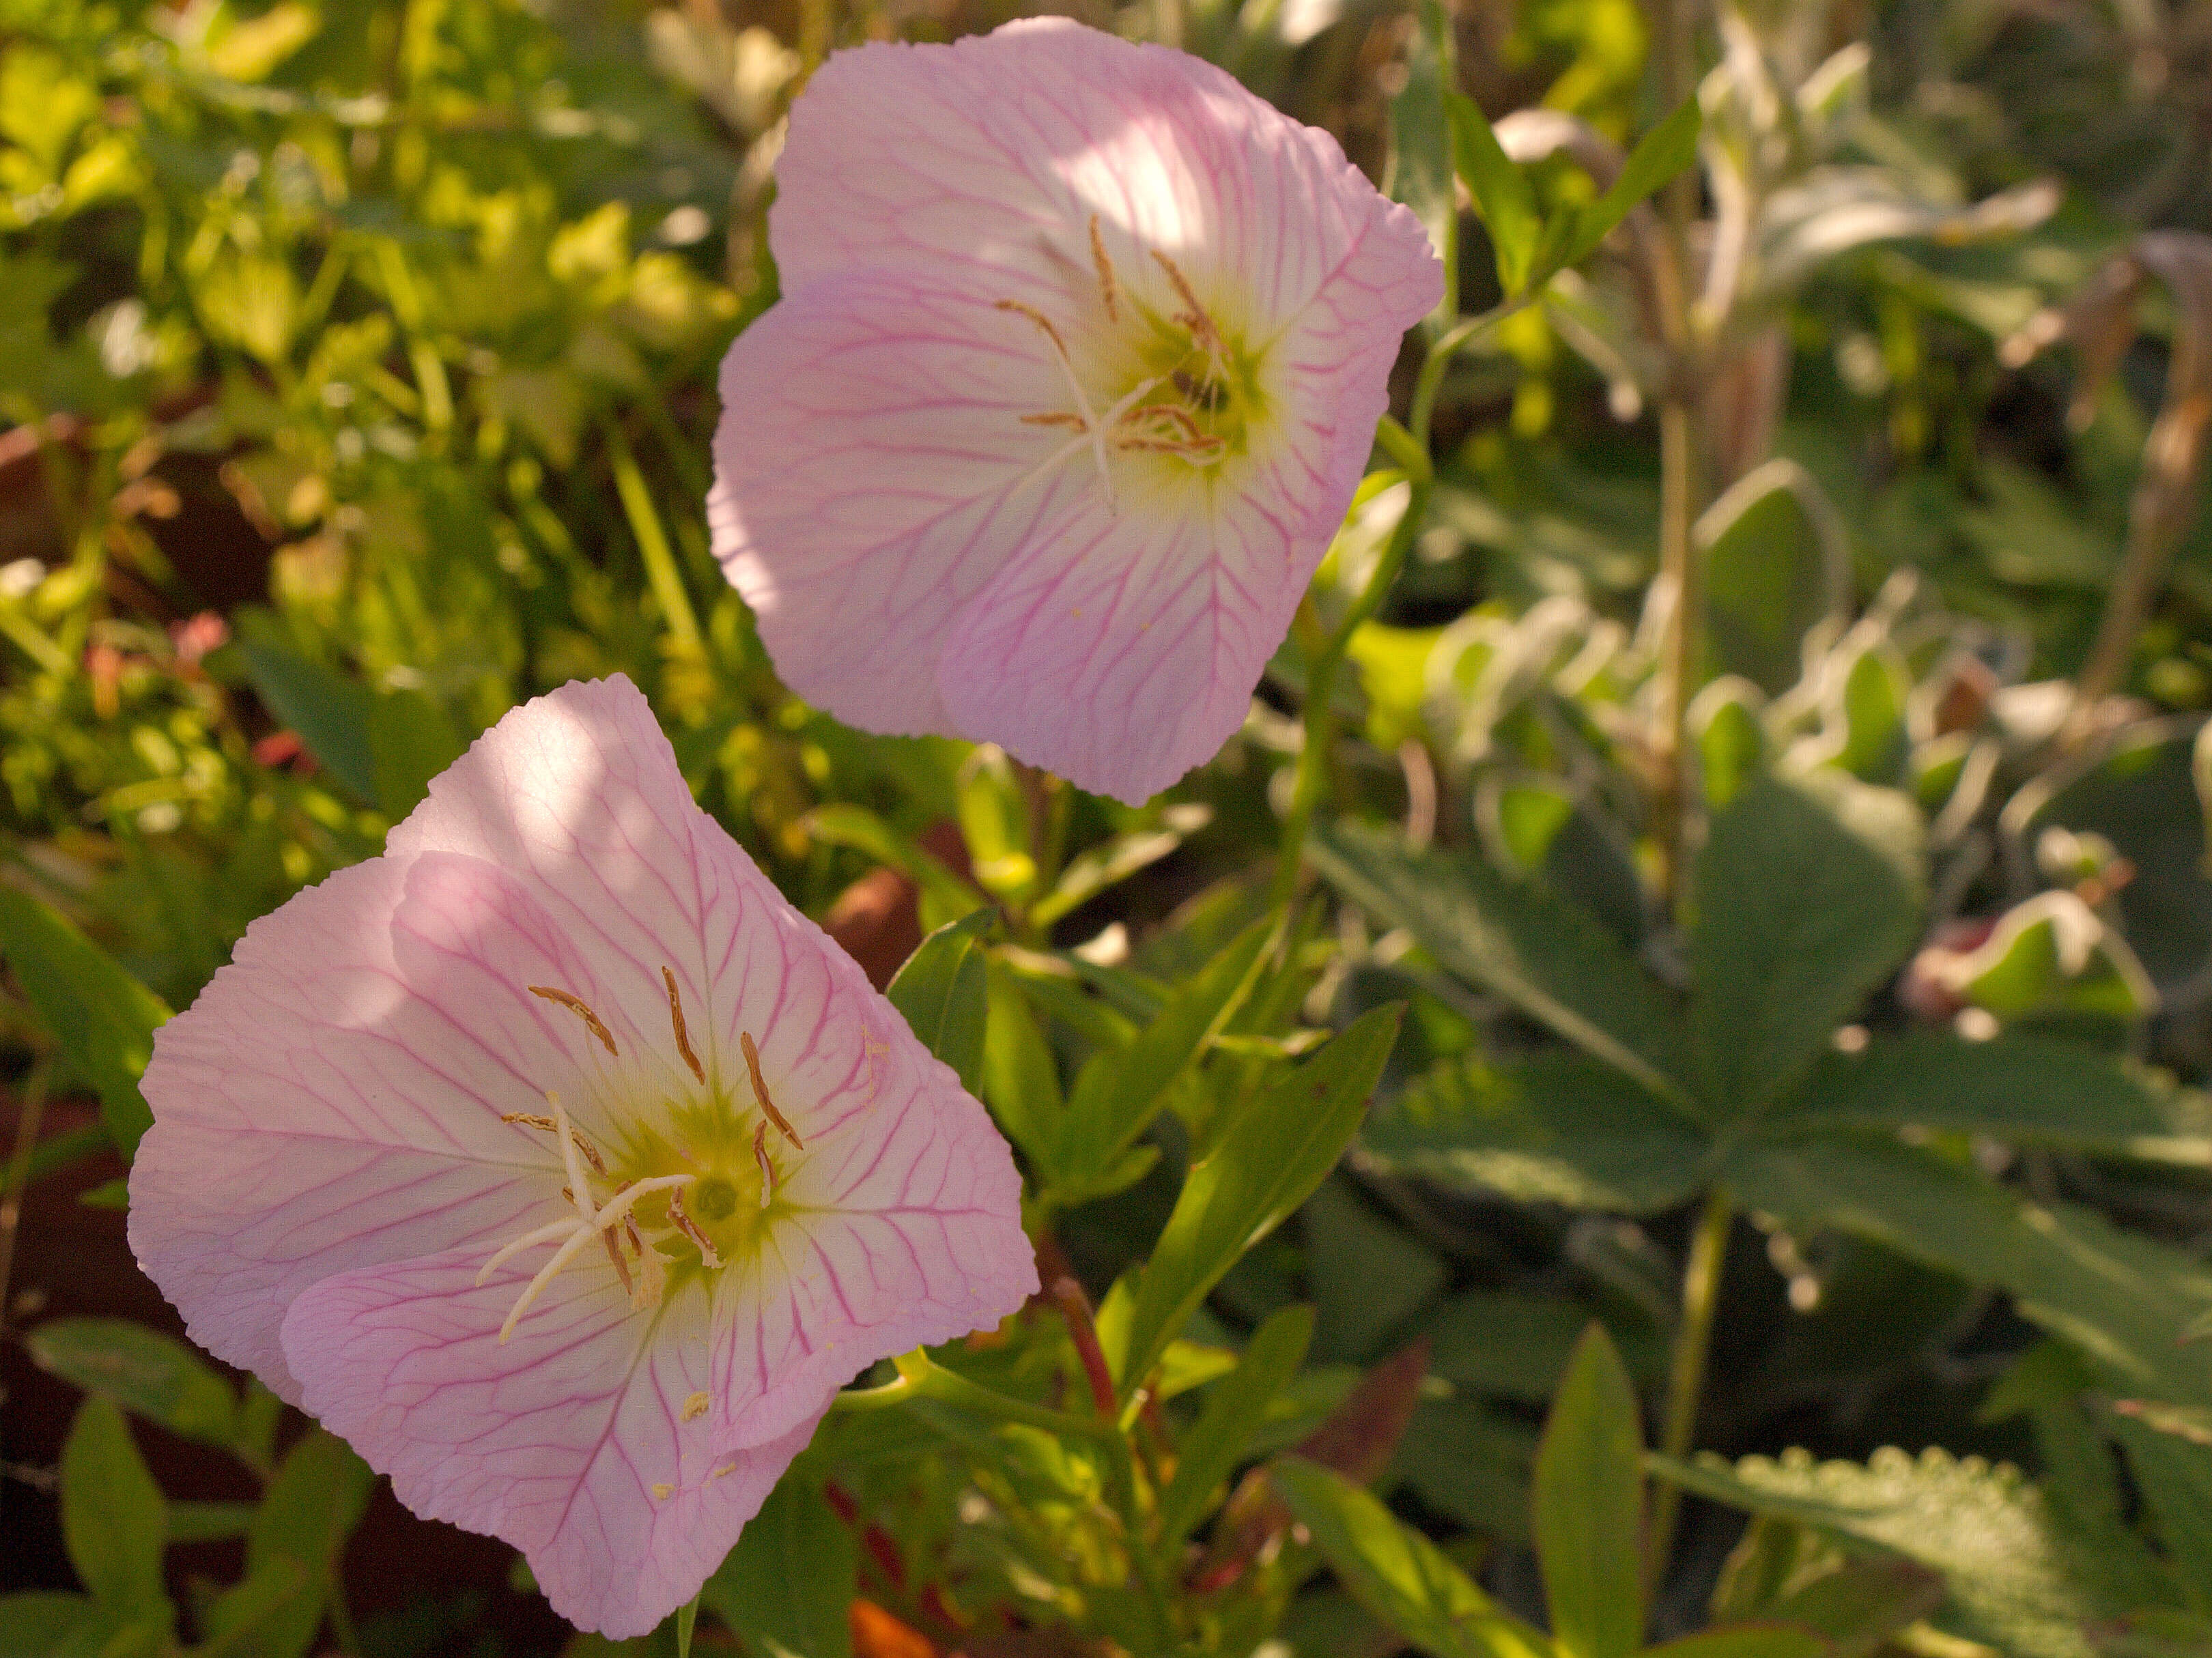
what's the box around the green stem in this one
[1646,1186,1731,1603]
[1269,415,1434,913]
[1408,295,1537,451]
[605,421,705,653]
[1653,393,1702,901]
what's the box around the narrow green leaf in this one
[1761,1559,1946,1658]
[1114,1005,1402,1397]
[1059,915,1270,1174]
[1312,821,1690,1102]
[955,746,1037,901]
[0,1593,100,1658]
[238,633,377,805]
[1556,97,1703,270]
[1271,1457,1552,1658]
[1030,804,1211,928]
[884,909,994,1094]
[1641,1628,1824,1658]
[27,1319,237,1450]
[675,1595,699,1658]
[1369,1053,1710,1215]
[0,889,170,1156]
[205,1430,372,1658]
[1776,1034,2196,1161]
[1157,1304,1315,1547]
[1447,91,1542,294]
[1390,0,1458,322]
[60,1396,171,1625]
[1691,777,1922,1117]
[979,958,1064,1171]
[700,1470,855,1658]
[1533,1326,1644,1658]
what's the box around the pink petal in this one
[708,272,1075,741]
[707,1031,1038,1449]
[281,1253,821,1639]
[771,18,1426,336]
[129,851,581,1400]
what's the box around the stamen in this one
[528,986,617,1057]
[739,1032,805,1149]
[1021,412,1087,429]
[1151,251,1230,386]
[493,1173,694,1343]
[601,1227,633,1294]
[662,967,706,1086]
[498,1111,608,1175]
[1089,214,1119,322]
[667,1184,724,1268]
[548,1093,595,1222]
[997,298,1120,500]
[474,1218,578,1285]
[683,1391,711,1423]
[753,1121,776,1209]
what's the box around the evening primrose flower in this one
[708,18,1441,804]
[126,676,1036,1638]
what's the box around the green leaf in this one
[1723,1132,2212,1410]
[956,746,1038,901]
[700,1470,855,1658]
[884,909,994,1094]
[169,1502,257,1543]
[1775,1034,2196,1160]
[236,634,378,805]
[365,685,465,820]
[1642,1629,1825,1658]
[1694,685,1767,812]
[1271,1457,1552,1658]
[1313,821,1690,1102]
[1652,1446,2123,1658]
[1555,97,1703,271]
[1836,646,1910,783]
[806,803,987,932]
[2105,1407,2212,1606]
[1369,1053,1709,1215]
[1390,0,1458,322]
[1391,1398,1537,1546]
[0,889,171,1156]
[1030,804,1212,928]
[1113,1005,1401,1397]
[1448,92,1542,295]
[1419,1291,1655,1404]
[1691,777,1921,1117]
[979,959,1064,1170]
[1761,1559,1947,1658]
[676,1595,699,1658]
[1533,1326,1643,1658]
[204,1430,373,1658]
[60,1397,171,1626]
[1157,1304,1315,1547]
[1058,916,1270,1177]
[26,1319,237,1450]
[1305,1177,1447,1362]
[0,1594,101,1658]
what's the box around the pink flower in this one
[709,19,1441,804]
[127,676,1037,1638]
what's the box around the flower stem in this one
[1269,415,1433,913]
[1645,1186,1731,1603]
[1651,393,1702,900]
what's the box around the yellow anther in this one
[528,986,617,1057]
[683,1391,711,1423]
[652,1483,673,1501]
[740,1032,804,1149]
[662,967,706,1086]
[1089,214,1119,322]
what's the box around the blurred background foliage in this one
[3,0,2212,1655]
